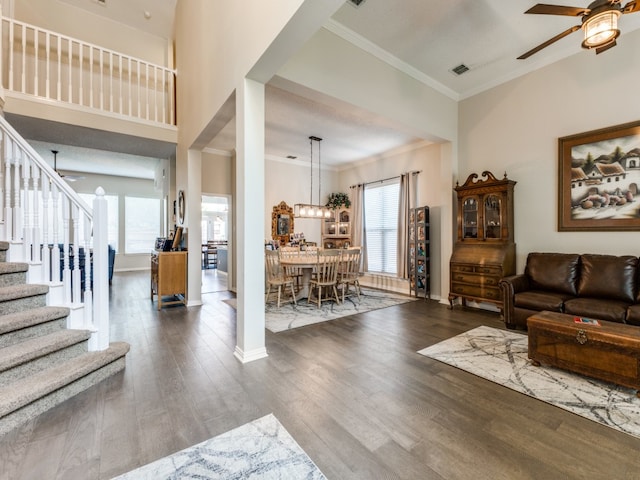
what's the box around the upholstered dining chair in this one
[337,247,362,303]
[308,249,342,308]
[265,249,297,308]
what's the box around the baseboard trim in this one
[233,345,268,363]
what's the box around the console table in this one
[150,250,187,309]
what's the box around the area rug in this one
[417,326,640,439]
[224,289,415,333]
[113,413,326,479]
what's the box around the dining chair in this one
[265,249,297,308]
[308,249,342,308]
[279,246,302,289]
[337,247,362,303]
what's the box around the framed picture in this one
[277,214,290,236]
[558,120,640,231]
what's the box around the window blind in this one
[364,180,400,274]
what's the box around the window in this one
[364,180,400,274]
[125,196,161,254]
[78,193,119,251]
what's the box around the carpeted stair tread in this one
[0,284,49,302]
[0,306,70,335]
[0,262,28,274]
[0,241,9,252]
[0,341,130,418]
[0,329,91,373]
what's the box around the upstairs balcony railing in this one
[0,14,176,126]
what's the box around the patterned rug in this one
[417,326,640,439]
[113,414,326,479]
[224,289,415,333]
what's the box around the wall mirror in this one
[272,201,294,245]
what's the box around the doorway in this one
[202,195,230,293]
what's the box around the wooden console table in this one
[527,311,640,395]
[151,250,187,310]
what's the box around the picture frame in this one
[271,201,294,245]
[558,120,640,231]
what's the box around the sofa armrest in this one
[499,274,530,329]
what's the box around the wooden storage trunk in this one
[527,311,640,393]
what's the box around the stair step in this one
[0,262,28,287]
[0,284,49,315]
[0,341,130,435]
[0,306,70,347]
[0,329,92,386]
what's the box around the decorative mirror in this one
[272,201,294,245]
[177,190,185,225]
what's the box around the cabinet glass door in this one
[462,197,478,239]
[484,194,502,239]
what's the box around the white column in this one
[234,77,267,363]
[186,148,202,306]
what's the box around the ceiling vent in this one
[96,0,106,5]
[348,0,366,7]
[451,64,470,76]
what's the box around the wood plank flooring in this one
[1,270,639,479]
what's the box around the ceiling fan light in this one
[582,10,620,49]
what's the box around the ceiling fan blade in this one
[596,39,617,54]
[622,0,640,13]
[517,24,581,59]
[524,3,590,16]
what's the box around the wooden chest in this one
[527,311,640,393]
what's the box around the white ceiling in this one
[19,0,640,172]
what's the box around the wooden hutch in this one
[449,171,516,310]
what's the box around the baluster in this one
[68,38,72,103]
[13,146,22,244]
[42,173,51,282]
[89,46,93,108]
[8,17,14,91]
[45,31,50,99]
[128,57,132,117]
[79,43,84,106]
[71,202,81,304]
[145,62,149,120]
[99,48,104,111]
[0,131,4,228]
[21,155,31,262]
[62,195,71,304]
[57,35,62,100]
[109,51,113,113]
[119,55,123,115]
[83,210,93,328]
[34,27,38,97]
[20,23,25,93]
[4,137,12,241]
[51,183,61,284]
[32,165,42,264]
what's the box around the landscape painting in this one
[558,121,640,231]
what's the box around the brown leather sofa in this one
[499,252,640,329]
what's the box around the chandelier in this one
[294,136,331,219]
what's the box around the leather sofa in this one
[499,252,640,329]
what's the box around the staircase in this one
[0,241,129,435]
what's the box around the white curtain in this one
[350,184,367,272]
[397,172,416,279]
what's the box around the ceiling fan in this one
[51,150,84,182]
[518,0,640,59]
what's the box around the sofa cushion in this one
[514,290,572,312]
[525,253,580,296]
[577,254,638,302]
[625,304,640,326]
[564,297,630,324]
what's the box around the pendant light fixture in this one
[294,136,331,219]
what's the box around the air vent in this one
[286,155,297,160]
[96,0,106,5]
[451,64,470,76]
[348,0,366,7]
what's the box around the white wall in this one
[337,142,444,297]
[459,28,640,273]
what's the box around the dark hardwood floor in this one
[1,270,639,479]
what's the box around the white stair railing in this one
[0,13,176,126]
[0,114,109,351]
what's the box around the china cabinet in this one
[408,206,430,298]
[449,171,516,309]
[322,207,351,249]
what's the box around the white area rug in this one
[418,326,640,439]
[225,289,415,333]
[112,414,326,479]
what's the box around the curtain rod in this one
[349,170,421,189]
